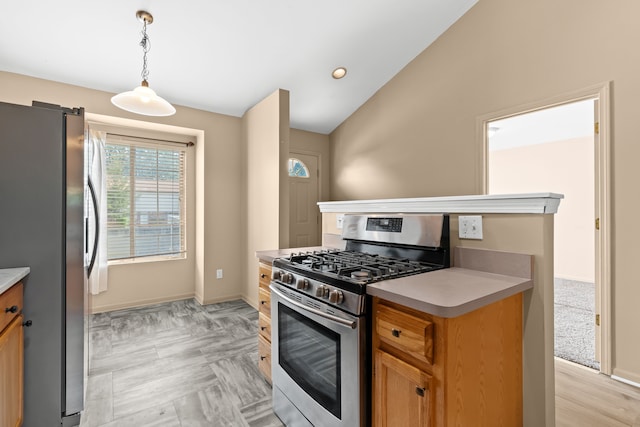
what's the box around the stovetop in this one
[286,250,440,284]
[270,214,450,315]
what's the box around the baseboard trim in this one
[90,292,195,314]
[199,294,245,306]
[611,372,640,389]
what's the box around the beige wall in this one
[489,137,594,282]
[0,71,244,311]
[242,90,290,308]
[330,0,640,384]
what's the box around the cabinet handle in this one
[415,386,425,397]
[23,320,33,327]
[391,328,401,338]
[260,274,267,279]
[260,300,266,305]
[260,355,266,361]
[260,326,267,331]
[5,305,18,313]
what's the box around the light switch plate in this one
[459,215,483,239]
[216,269,223,279]
[336,214,345,230]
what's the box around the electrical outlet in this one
[336,214,345,230]
[216,269,223,279]
[459,215,483,239]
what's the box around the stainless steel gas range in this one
[270,213,450,427]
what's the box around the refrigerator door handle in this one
[87,177,99,277]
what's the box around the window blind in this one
[105,134,186,261]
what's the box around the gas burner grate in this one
[284,250,438,285]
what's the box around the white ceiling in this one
[0,0,477,134]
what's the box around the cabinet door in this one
[0,314,23,427]
[258,334,272,383]
[374,349,432,427]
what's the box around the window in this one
[105,135,186,261]
[288,158,309,177]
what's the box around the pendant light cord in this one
[140,19,150,82]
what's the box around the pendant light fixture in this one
[111,10,176,116]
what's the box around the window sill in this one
[108,254,186,266]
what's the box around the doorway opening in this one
[481,83,611,373]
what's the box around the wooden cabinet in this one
[257,261,273,383]
[0,281,24,427]
[372,294,523,427]
[374,349,432,427]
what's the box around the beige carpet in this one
[554,278,599,370]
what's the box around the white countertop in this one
[0,267,30,295]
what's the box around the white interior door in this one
[289,152,320,248]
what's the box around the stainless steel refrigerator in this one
[0,101,88,427]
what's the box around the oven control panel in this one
[271,267,364,316]
[366,217,403,233]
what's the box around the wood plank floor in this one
[555,358,640,427]
[80,298,640,426]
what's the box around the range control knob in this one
[282,272,294,284]
[296,279,309,290]
[271,270,281,281]
[315,285,328,298]
[329,290,344,304]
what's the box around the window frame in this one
[103,133,188,264]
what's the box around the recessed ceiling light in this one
[332,67,347,79]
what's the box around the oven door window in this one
[278,302,341,419]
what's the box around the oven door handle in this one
[270,285,357,329]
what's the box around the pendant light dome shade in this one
[111,81,176,116]
[111,10,176,117]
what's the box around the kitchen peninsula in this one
[318,193,562,427]
[257,243,532,426]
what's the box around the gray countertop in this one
[258,245,533,319]
[368,247,534,318]
[0,267,30,295]
[367,267,532,318]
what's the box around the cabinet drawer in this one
[258,334,272,383]
[258,263,272,290]
[0,282,23,333]
[376,303,434,365]
[258,312,271,341]
[258,287,271,317]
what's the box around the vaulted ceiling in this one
[0,0,477,133]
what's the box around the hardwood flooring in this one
[555,358,640,427]
[80,298,640,426]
